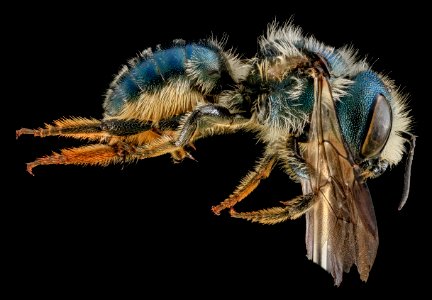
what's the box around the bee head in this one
[336,70,411,166]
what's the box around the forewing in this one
[301,74,378,286]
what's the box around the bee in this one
[16,22,415,286]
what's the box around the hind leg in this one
[20,105,249,174]
[16,117,106,141]
[24,135,180,175]
[18,116,187,174]
[25,144,121,175]
[16,117,154,141]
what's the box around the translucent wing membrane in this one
[302,73,378,286]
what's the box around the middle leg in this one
[211,154,277,215]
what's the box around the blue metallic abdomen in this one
[104,43,222,117]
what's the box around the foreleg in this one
[229,193,316,224]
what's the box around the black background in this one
[12,2,429,295]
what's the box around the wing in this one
[300,73,378,286]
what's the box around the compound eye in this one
[361,94,392,158]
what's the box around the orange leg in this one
[16,117,105,141]
[129,130,196,162]
[25,135,191,175]
[18,115,197,174]
[211,155,277,215]
[229,193,315,224]
[131,135,190,160]
[26,144,120,175]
